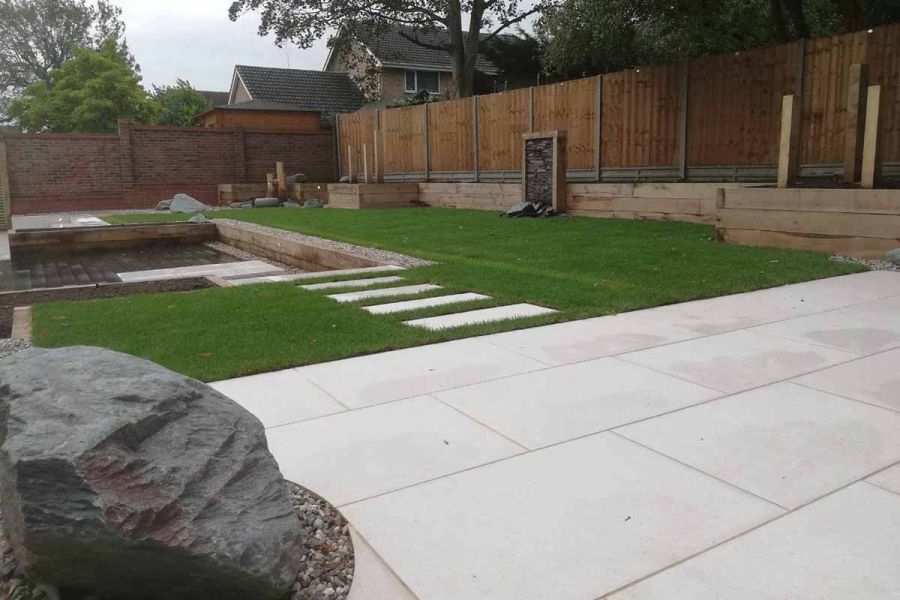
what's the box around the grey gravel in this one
[288,482,354,600]
[214,218,433,269]
[830,255,900,272]
[0,339,31,361]
[0,481,354,600]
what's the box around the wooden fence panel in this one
[867,23,900,163]
[477,89,529,172]
[532,77,598,170]
[428,97,474,172]
[338,111,375,178]
[800,30,868,164]
[688,43,799,166]
[601,64,681,167]
[382,104,426,173]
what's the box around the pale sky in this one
[117,0,331,92]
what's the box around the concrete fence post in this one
[0,138,11,230]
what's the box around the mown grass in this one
[33,208,863,381]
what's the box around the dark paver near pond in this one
[0,243,238,292]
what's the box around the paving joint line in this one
[594,457,900,599]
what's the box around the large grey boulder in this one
[0,347,303,600]
[886,248,900,266]
[169,193,211,213]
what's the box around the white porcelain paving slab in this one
[749,299,900,355]
[363,292,490,315]
[435,357,721,449]
[631,271,900,337]
[622,329,858,393]
[291,265,405,280]
[227,272,311,286]
[609,483,900,600]
[300,275,404,290]
[343,432,782,600]
[265,396,523,506]
[404,303,557,331]
[210,370,346,428]
[118,260,277,282]
[482,312,699,365]
[298,338,546,409]
[792,348,900,412]
[328,284,442,303]
[868,464,900,495]
[347,528,417,600]
[618,382,900,509]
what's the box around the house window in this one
[404,70,440,94]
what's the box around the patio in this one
[211,270,900,599]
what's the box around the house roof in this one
[355,25,501,75]
[233,66,366,113]
[197,90,230,107]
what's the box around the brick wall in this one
[2,121,335,214]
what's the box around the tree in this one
[7,39,159,133]
[0,0,133,112]
[152,80,212,127]
[228,0,551,98]
[539,0,900,78]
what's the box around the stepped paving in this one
[364,293,490,315]
[327,284,444,303]
[404,303,558,330]
[210,271,900,600]
[300,276,405,291]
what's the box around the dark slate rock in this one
[169,194,211,213]
[253,197,282,208]
[303,200,324,209]
[0,347,303,600]
[285,173,308,184]
[155,199,173,211]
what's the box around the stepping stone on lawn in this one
[404,304,557,331]
[328,284,442,304]
[301,276,404,291]
[364,293,491,315]
[291,265,405,280]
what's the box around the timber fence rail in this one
[337,23,900,185]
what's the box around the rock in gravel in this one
[0,347,304,600]
[188,214,210,224]
[303,199,324,209]
[254,197,282,208]
[155,199,173,211]
[886,248,900,266]
[169,193,211,213]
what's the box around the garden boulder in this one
[253,197,282,208]
[886,248,900,266]
[169,193,211,213]
[0,346,304,600]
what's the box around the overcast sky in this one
[117,0,331,92]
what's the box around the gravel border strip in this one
[213,218,434,270]
[830,255,899,272]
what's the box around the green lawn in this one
[33,208,863,381]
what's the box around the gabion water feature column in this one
[521,131,567,212]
